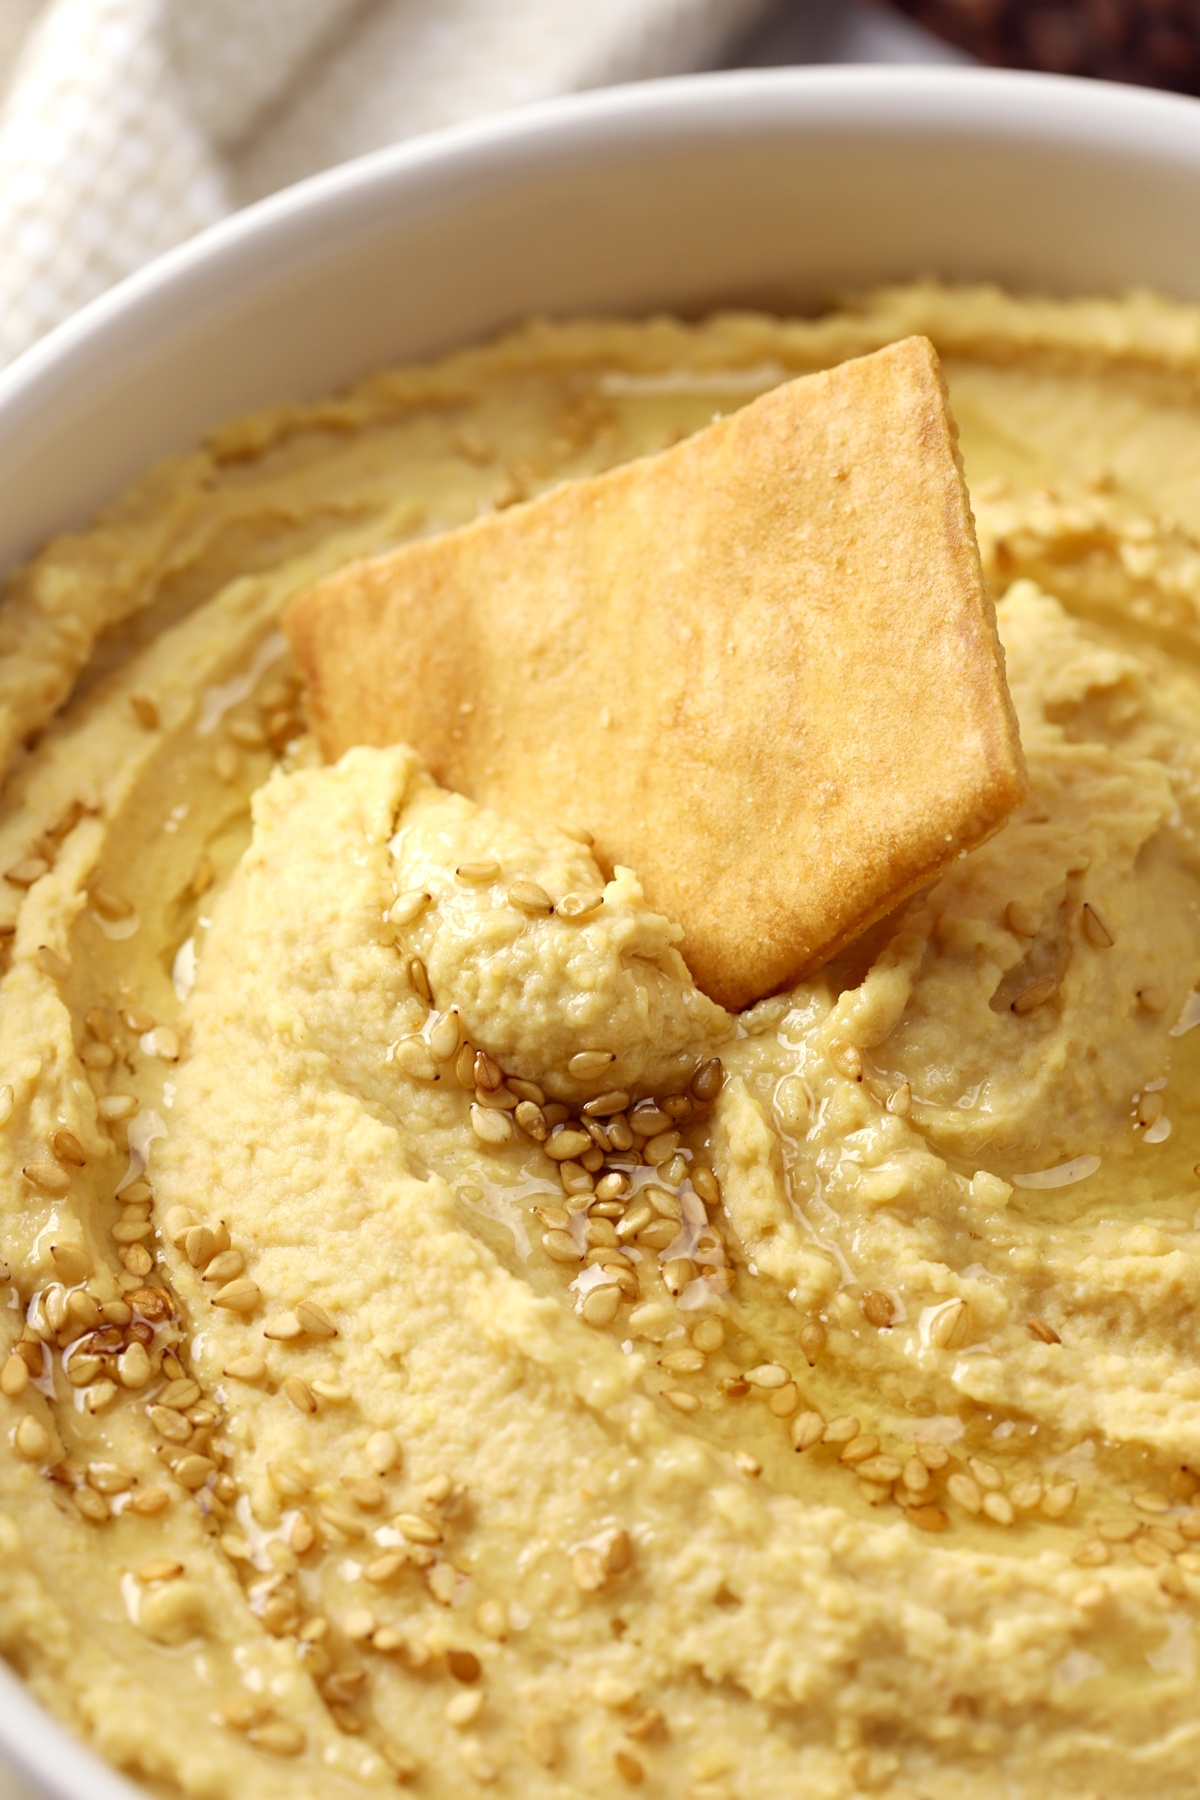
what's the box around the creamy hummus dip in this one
[1,284,1200,1800]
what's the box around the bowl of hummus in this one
[2,64,1200,1800]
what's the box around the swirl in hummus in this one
[1,285,1200,1800]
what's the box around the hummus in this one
[1,284,1200,1800]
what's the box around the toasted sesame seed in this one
[263,1312,303,1341]
[1073,1539,1110,1567]
[446,1691,483,1728]
[447,1648,482,1683]
[0,1354,28,1398]
[909,1505,950,1532]
[13,1414,49,1460]
[886,1081,912,1116]
[744,1362,788,1390]
[829,1039,863,1080]
[407,956,432,1002]
[691,1058,723,1104]
[968,1457,1003,1492]
[582,1284,621,1327]
[97,1094,138,1123]
[1012,977,1058,1015]
[159,1378,201,1410]
[661,1259,694,1297]
[1041,1480,1078,1520]
[284,1376,317,1415]
[248,1721,305,1758]
[126,1485,170,1514]
[861,1290,895,1329]
[396,1513,442,1545]
[661,1346,705,1375]
[130,693,160,730]
[137,1558,183,1584]
[429,1010,462,1062]
[142,1025,180,1061]
[568,1051,616,1082]
[614,1749,644,1786]
[542,1126,589,1162]
[1081,902,1115,949]
[1137,1091,1164,1127]
[5,858,49,889]
[840,1434,882,1467]
[390,889,432,927]
[24,1161,70,1195]
[470,1105,513,1146]
[73,1488,110,1523]
[296,1299,337,1340]
[642,1129,681,1166]
[542,1230,581,1264]
[557,891,603,920]
[212,1277,260,1314]
[507,881,554,916]
[116,1342,152,1389]
[456,861,500,885]
[203,1250,245,1284]
[1027,1317,1061,1345]
[947,1472,983,1514]
[822,1415,860,1445]
[148,1406,192,1444]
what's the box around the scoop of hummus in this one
[1,285,1200,1800]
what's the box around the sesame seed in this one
[446,1691,483,1728]
[284,1377,317,1415]
[203,1251,245,1284]
[507,881,554,916]
[366,1429,400,1475]
[136,1559,183,1584]
[248,1721,305,1758]
[982,1492,1015,1526]
[557,891,603,920]
[690,1058,723,1103]
[1097,1517,1141,1543]
[36,945,70,982]
[474,1050,504,1091]
[130,693,160,730]
[967,1457,1003,1492]
[116,1342,152,1389]
[642,1129,681,1166]
[263,1313,303,1341]
[1073,1539,1110,1567]
[174,1454,216,1490]
[447,1648,481,1683]
[821,1415,860,1445]
[396,1513,442,1545]
[13,1414,50,1460]
[661,1259,694,1297]
[407,957,432,1002]
[429,1010,462,1062]
[861,1290,895,1329]
[211,1277,261,1314]
[80,1043,114,1069]
[143,1026,180,1062]
[90,884,134,921]
[389,889,432,927]
[1041,1480,1078,1519]
[0,1355,28,1398]
[829,1039,863,1080]
[946,1472,983,1514]
[544,1126,591,1161]
[542,1230,581,1264]
[582,1284,621,1327]
[1012,977,1058,1015]
[456,862,500,885]
[1133,1490,1171,1515]
[364,1551,406,1584]
[343,1607,377,1640]
[5,858,49,889]
[744,1362,789,1389]
[296,1299,337,1340]
[840,1434,882,1467]
[514,1100,548,1141]
[614,1749,644,1786]
[1027,1317,1061,1345]
[886,1081,912,1116]
[97,1094,138,1122]
[665,1382,705,1411]
[568,1050,616,1081]
[909,1505,950,1532]
[477,1599,508,1641]
[1009,1477,1043,1511]
[799,1321,826,1365]
[470,1105,513,1146]
[1138,985,1170,1013]
[507,1077,545,1105]
[23,1162,70,1195]
[1081,902,1115,949]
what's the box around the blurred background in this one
[0,0,1197,370]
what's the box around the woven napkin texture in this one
[0,0,772,368]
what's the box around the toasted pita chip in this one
[286,335,1024,1010]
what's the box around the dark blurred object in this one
[888,0,1200,95]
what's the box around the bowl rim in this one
[2,62,1200,443]
[3,57,1200,1800]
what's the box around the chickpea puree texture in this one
[1,285,1200,1799]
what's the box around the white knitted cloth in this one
[0,0,777,367]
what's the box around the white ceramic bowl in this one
[2,63,1200,1800]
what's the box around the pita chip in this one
[286,334,1025,1011]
